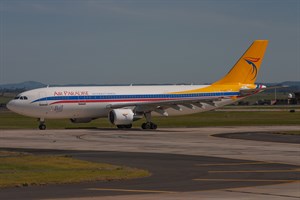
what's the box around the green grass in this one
[0,153,149,188]
[0,111,114,129]
[0,96,13,104]
[0,110,299,129]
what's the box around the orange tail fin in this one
[213,40,268,85]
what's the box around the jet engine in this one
[108,109,135,125]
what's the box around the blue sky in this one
[0,0,299,85]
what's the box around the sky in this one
[0,0,299,85]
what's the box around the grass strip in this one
[0,154,149,188]
[0,110,299,129]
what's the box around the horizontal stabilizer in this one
[239,85,289,96]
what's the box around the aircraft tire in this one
[39,124,46,130]
[145,123,151,129]
[151,123,157,130]
[141,123,146,129]
[142,122,157,130]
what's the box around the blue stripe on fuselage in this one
[31,92,240,103]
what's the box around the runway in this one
[0,126,299,199]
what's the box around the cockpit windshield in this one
[14,95,28,100]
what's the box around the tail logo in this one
[244,57,260,80]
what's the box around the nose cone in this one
[6,100,15,112]
[6,99,25,115]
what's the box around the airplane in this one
[7,40,269,130]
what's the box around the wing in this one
[106,96,232,116]
[107,85,288,116]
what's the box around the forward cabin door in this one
[78,93,87,105]
[38,92,48,106]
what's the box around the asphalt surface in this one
[0,126,299,199]
[0,149,299,200]
[214,132,300,144]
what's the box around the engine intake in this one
[109,109,134,125]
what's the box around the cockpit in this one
[7,93,32,119]
[14,95,28,100]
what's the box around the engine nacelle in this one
[109,109,134,125]
[70,118,93,123]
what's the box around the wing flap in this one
[107,97,226,114]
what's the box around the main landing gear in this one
[38,118,46,130]
[141,122,157,130]
[141,112,157,130]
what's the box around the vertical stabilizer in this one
[213,40,268,85]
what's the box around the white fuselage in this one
[7,85,237,120]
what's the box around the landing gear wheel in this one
[150,123,157,130]
[141,122,157,130]
[145,122,151,129]
[38,118,46,130]
[39,124,46,130]
[142,112,157,130]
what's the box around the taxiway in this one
[0,126,299,199]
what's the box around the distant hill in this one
[0,81,46,91]
[280,81,300,87]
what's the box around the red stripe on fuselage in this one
[49,98,181,105]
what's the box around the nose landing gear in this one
[38,118,46,130]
